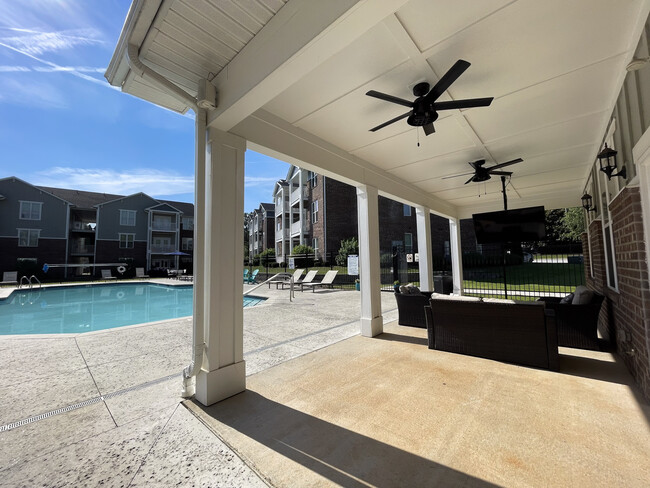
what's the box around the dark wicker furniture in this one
[394,291,433,328]
[424,298,559,371]
[537,293,604,350]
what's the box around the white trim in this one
[632,126,650,308]
[119,209,137,226]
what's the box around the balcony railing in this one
[70,245,94,254]
[290,187,306,205]
[150,245,176,253]
[291,220,302,235]
[71,221,96,232]
[151,222,177,231]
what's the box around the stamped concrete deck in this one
[1,282,649,487]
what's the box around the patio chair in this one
[1,271,18,286]
[243,269,250,281]
[135,267,149,279]
[101,269,117,280]
[244,269,259,284]
[267,268,305,289]
[301,270,338,292]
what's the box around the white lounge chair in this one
[101,269,117,280]
[135,267,149,278]
[1,271,18,286]
[301,270,338,292]
[267,268,305,289]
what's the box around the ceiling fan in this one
[366,59,493,135]
[443,158,524,185]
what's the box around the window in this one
[120,209,136,226]
[119,233,135,249]
[182,237,193,251]
[404,233,413,254]
[19,201,42,220]
[182,217,194,230]
[403,204,411,217]
[312,237,318,251]
[311,200,319,223]
[18,229,40,247]
[308,171,318,188]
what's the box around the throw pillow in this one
[572,286,594,305]
[559,293,574,304]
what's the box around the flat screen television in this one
[472,206,546,244]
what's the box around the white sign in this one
[414,253,419,262]
[347,254,359,275]
[406,253,413,263]
[288,257,295,269]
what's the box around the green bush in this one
[292,244,314,255]
[336,237,359,266]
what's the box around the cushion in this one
[482,298,516,304]
[430,293,481,302]
[559,293,574,304]
[399,283,421,295]
[572,286,594,305]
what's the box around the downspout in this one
[123,20,206,396]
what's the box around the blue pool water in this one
[0,283,265,335]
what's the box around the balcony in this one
[151,221,177,231]
[150,245,176,253]
[70,221,96,232]
[70,244,94,255]
[290,220,302,235]
[275,228,290,240]
[290,186,306,205]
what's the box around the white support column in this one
[357,185,383,337]
[195,127,246,406]
[449,218,464,295]
[298,170,305,246]
[416,206,433,292]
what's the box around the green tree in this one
[559,207,585,242]
[336,237,359,266]
[292,244,314,255]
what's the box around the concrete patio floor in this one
[1,282,649,487]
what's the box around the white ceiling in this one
[107,0,649,218]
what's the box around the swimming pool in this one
[0,283,265,335]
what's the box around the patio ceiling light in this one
[581,193,597,213]
[597,144,626,181]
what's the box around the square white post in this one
[356,185,383,337]
[195,127,246,406]
[449,217,464,295]
[416,206,433,292]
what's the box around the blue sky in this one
[0,0,288,212]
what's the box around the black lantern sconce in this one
[581,193,597,213]
[597,143,626,180]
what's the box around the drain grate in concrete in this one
[0,372,180,433]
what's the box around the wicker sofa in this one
[424,295,559,371]
[537,287,604,350]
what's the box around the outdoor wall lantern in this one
[581,193,597,213]
[597,143,626,180]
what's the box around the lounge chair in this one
[101,269,117,280]
[295,270,318,288]
[267,268,305,289]
[135,267,149,279]
[244,269,259,284]
[301,270,338,292]
[243,269,250,281]
[1,271,18,286]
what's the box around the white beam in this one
[208,0,409,131]
[238,109,458,219]
[357,184,383,337]
[196,127,246,406]
[449,218,464,295]
[416,206,433,291]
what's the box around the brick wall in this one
[585,187,650,399]
[0,237,67,280]
[95,240,148,273]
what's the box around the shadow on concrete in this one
[374,331,429,347]
[191,392,503,488]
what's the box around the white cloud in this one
[244,176,280,187]
[0,77,67,108]
[32,167,195,197]
[1,28,103,56]
[0,65,30,72]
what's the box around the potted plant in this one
[394,280,400,293]
[354,278,360,291]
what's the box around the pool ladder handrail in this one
[18,275,42,289]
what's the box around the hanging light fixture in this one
[597,143,626,180]
[581,193,597,213]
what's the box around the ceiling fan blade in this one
[468,159,485,170]
[489,158,523,170]
[366,90,413,108]
[369,111,411,132]
[432,97,494,111]
[442,172,474,180]
[464,175,477,185]
[425,59,471,103]
[422,123,435,136]
[489,171,513,176]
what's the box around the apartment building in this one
[246,202,275,260]
[271,165,452,263]
[0,177,194,279]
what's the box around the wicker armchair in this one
[394,291,433,328]
[537,292,604,350]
